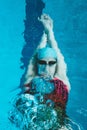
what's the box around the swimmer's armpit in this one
[24,83,31,93]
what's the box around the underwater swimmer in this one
[24,14,70,109]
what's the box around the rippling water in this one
[8,94,82,130]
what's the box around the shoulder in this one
[52,77,69,92]
[52,77,64,84]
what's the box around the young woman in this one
[24,14,70,109]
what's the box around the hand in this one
[38,14,53,34]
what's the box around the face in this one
[37,57,57,78]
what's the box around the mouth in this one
[39,73,52,80]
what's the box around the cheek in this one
[37,65,45,74]
[49,65,56,74]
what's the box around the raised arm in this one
[39,14,70,91]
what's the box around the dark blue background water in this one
[0,0,87,129]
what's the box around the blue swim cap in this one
[37,47,57,59]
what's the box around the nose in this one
[45,65,49,74]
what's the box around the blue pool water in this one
[0,0,87,129]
